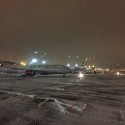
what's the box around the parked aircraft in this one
[22,64,72,77]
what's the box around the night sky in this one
[0,0,125,67]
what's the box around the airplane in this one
[0,61,25,73]
[73,58,105,74]
[23,58,92,77]
[22,64,72,77]
[81,58,88,68]
[0,60,85,77]
[0,61,72,77]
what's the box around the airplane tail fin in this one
[81,58,88,67]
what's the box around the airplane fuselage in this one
[24,65,72,76]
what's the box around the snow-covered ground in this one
[0,74,125,125]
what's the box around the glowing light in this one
[75,64,78,67]
[78,72,84,78]
[21,62,23,65]
[23,63,26,66]
[30,59,38,64]
[20,62,26,66]
[32,59,37,63]
[67,64,70,67]
[42,60,46,64]
[106,69,109,71]
[34,51,38,54]
[116,72,120,75]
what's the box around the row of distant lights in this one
[67,64,95,68]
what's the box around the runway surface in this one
[0,73,125,125]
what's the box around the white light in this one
[42,60,46,64]
[30,59,38,64]
[32,59,37,63]
[116,72,120,75]
[67,64,70,67]
[106,69,109,71]
[34,51,38,54]
[75,64,78,67]
[78,72,84,78]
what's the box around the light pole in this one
[67,56,71,67]
[76,56,79,68]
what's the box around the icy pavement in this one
[0,74,125,125]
